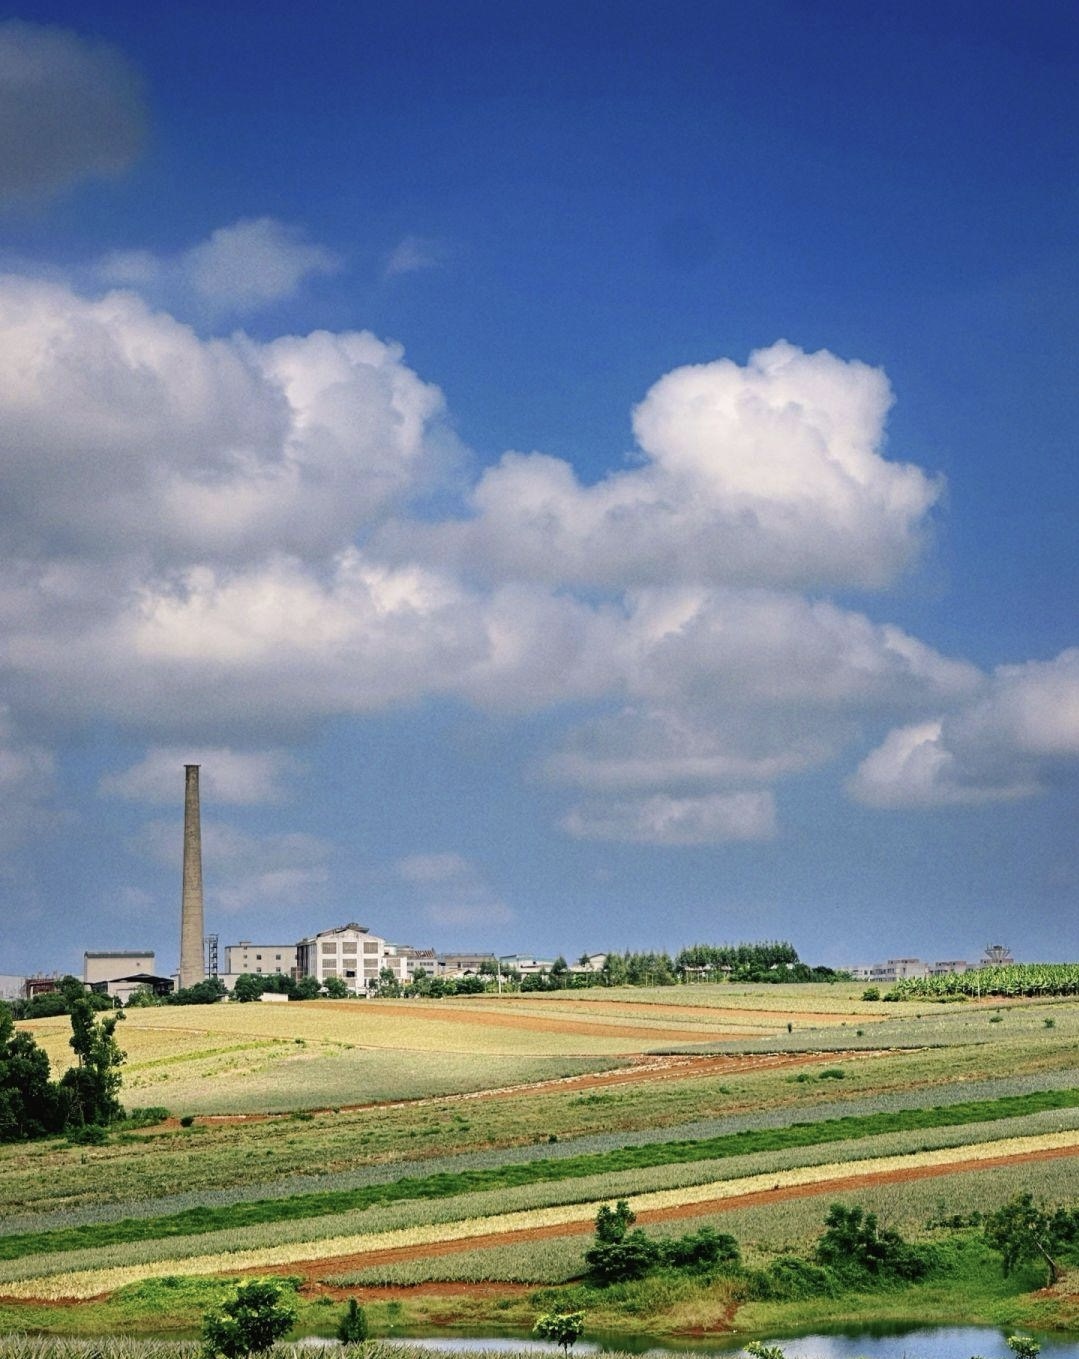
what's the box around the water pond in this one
[356,1328,1079,1359]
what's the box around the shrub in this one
[815,1203,928,1282]
[200,1279,296,1358]
[533,1311,585,1353]
[861,987,880,1001]
[336,1298,368,1344]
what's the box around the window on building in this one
[363,942,379,953]
[341,942,358,955]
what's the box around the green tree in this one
[815,1203,925,1282]
[201,1279,296,1358]
[323,976,350,999]
[985,1192,1062,1286]
[336,1298,369,1344]
[532,1312,585,1354]
[293,976,321,1000]
[0,1004,64,1140]
[58,994,125,1128]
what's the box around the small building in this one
[89,973,175,1004]
[498,954,556,977]
[84,951,156,986]
[437,952,497,978]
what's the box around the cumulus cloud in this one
[0,272,1070,850]
[135,818,331,912]
[99,218,341,314]
[0,20,144,203]
[561,791,776,845]
[387,342,941,592]
[0,276,447,570]
[100,747,301,805]
[849,649,1079,808]
[396,852,512,926]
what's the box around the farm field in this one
[4,985,1078,1342]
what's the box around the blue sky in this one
[1,0,1076,976]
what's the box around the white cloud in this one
[384,235,446,278]
[135,818,331,913]
[184,218,341,309]
[100,748,300,805]
[396,851,512,926]
[0,273,1071,848]
[0,276,447,571]
[849,649,1079,808]
[561,791,776,845]
[388,342,941,592]
[100,219,342,315]
[0,21,144,202]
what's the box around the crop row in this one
[4,1130,1074,1299]
[2,1087,1076,1266]
[328,1153,1079,1288]
[7,1104,1075,1286]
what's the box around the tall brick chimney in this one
[178,764,205,989]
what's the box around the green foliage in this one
[745,1254,838,1301]
[59,996,125,1128]
[322,977,350,1000]
[892,963,1079,999]
[984,1192,1064,1285]
[532,1311,585,1353]
[199,1279,295,1357]
[745,1342,787,1359]
[594,1200,635,1244]
[861,987,881,1000]
[815,1203,928,1283]
[584,1199,740,1284]
[1007,1336,1042,1359]
[335,1297,368,1344]
[168,978,227,1006]
[0,1006,64,1141]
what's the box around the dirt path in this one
[245,1142,1079,1297]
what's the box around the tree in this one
[985,1192,1062,1286]
[323,976,350,999]
[58,994,125,1128]
[336,1298,369,1344]
[0,1004,64,1140]
[814,1204,925,1282]
[293,976,321,1000]
[532,1312,585,1354]
[201,1279,296,1358]
[584,1199,660,1282]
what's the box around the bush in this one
[533,1311,585,1353]
[336,1298,368,1344]
[815,1203,928,1283]
[659,1226,740,1273]
[745,1255,837,1301]
[861,987,881,1001]
[200,1278,296,1357]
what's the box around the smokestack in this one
[179,764,205,989]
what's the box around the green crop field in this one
[3,986,1077,1341]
